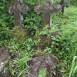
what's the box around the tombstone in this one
[25,54,62,77]
[9,0,29,27]
[34,0,61,49]
[34,0,62,28]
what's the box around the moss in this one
[11,26,29,40]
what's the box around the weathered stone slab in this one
[25,54,62,77]
[0,48,10,72]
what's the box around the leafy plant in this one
[38,69,46,77]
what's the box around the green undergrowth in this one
[1,5,77,77]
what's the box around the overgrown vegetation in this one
[0,0,77,77]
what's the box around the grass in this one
[52,6,77,77]
[2,6,77,77]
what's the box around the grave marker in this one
[35,0,61,28]
[34,0,62,49]
[9,0,29,27]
